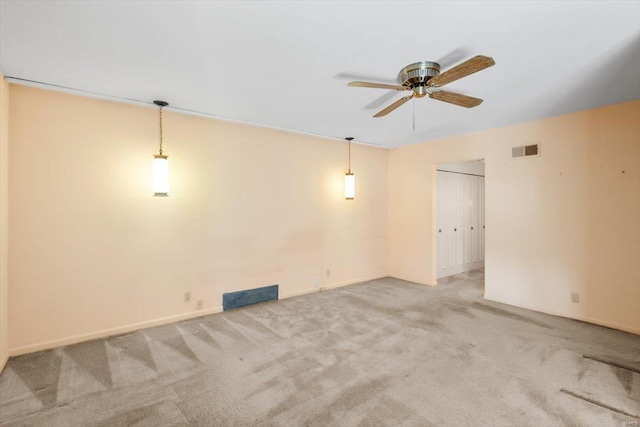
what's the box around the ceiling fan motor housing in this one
[400,61,440,97]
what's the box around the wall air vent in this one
[512,144,539,158]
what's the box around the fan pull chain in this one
[413,97,416,132]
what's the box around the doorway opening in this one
[435,159,485,286]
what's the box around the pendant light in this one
[345,137,355,200]
[152,100,169,197]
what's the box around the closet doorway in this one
[436,160,485,279]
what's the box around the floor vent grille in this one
[223,284,278,311]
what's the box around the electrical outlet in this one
[571,292,579,303]
[196,300,204,310]
[184,292,191,302]
[313,277,320,288]
[326,269,331,278]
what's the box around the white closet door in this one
[437,172,453,277]
[437,171,485,279]
[463,176,472,267]
[480,178,485,261]
[437,171,462,278]
[437,172,446,275]
[453,173,465,274]
[464,175,484,271]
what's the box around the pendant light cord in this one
[159,106,164,155]
[345,137,354,173]
[348,139,351,173]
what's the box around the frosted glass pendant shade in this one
[345,172,355,200]
[152,155,169,197]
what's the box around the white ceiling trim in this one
[5,76,384,148]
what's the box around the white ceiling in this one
[1,1,639,148]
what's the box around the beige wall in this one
[4,84,639,358]
[8,85,389,354]
[389,100,640,334]
[0,74,9,370]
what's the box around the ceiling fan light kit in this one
[348,55,495,117]
[399,61,441,97]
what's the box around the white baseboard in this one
[281,274,388,298]
[281,287,320,299]
[320,274,389,291]
[484,295,640,336]
[9,306,223,357]
[12,276,634,360]
[389,274,438,287]
[0,350,8,375]
[9,275,389,358]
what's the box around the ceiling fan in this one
[348,55,495,117]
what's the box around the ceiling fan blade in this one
[349,81,409,91]
[428,55,495,87]
[429,91,483,108]
[374,95,414,117]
